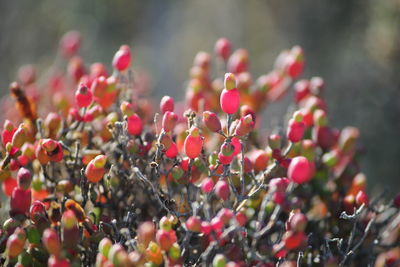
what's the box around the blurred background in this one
[0,0,399,194]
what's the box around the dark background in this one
[0,0,399,194]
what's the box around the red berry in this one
[30,200,47,224]
[60,31,81,57]
[294,80,310,103]
[17,167,32,190]
[217,208,233,224]
[215,38,231,61]
[355,191,369,207]
[287,119,305,143]
[283,231,306,250]
[112,45,131,71]
[201,221,212,235]
[165,142,178,158]
[48,255,70,267]
[201,177,214,193]
[75,83,93,108]
[127,114,143,136]
[215,180,230,200]
[186,216,202,232]
[220,88,240,114]
[235,212,247,226]
[184,127,203,159]
[2,177,17,197]
[162,111,178,132]
[203,111,221,132]
[10,188,31,215]
[160,96,174,114]
[156,229,173,251]
[286,212,307,232]
[42,228,61,256]
[218,152,233,165]
[235,114,255,136]
[211,217,224,231]
[231,137,242,156]
[287,156,312,184]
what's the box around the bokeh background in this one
[0,0,399,194]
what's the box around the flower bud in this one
[120,101,134,117]
[85,155,106,183]
[313,109,328,126]
[11,124,27,148]
[112,45,131,71]
[202,111,221,132]
[224,73,237,90]
[160,96,174,114]
[29,200,47,224]
[64,199,86,222]
[268,134,281,150]
[156,229,173,251]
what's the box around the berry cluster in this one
[0,32,399,267]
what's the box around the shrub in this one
[0,33,398,267]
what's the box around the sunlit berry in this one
[287,156,312,184]
[112,45,131,71]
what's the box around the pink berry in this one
[235,212,247,226]
[10,188,31,216]
[186,216,202,232]
[127,114,143,136]
[294,80,310,103]
[201,221,212,235]
[112,45,131,71]
[162,111,178,132]
[160,96,174,114]
[211,217,224,231]
[165,142,178,158]
[220,88,240,114]
[203,111,221,132]
[287,119,305,143]
[75,83,93,108]
[218,152,233,165]
[215,38,231,61]
[201,177,214,193]
[287,156,312,184]
[215,180,230,200]
[60,31,81,57]
[216,208,233,224]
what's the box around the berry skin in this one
[160,96,174,114]
[220,88,240,114]
[17,167,32,190]
[287,156,313,184]
[156,229,173,251]
[184,127,203,159]
[48,255,70,267]
[127,113,143,136]
[112,45,131,71]
[283,231,307,250]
